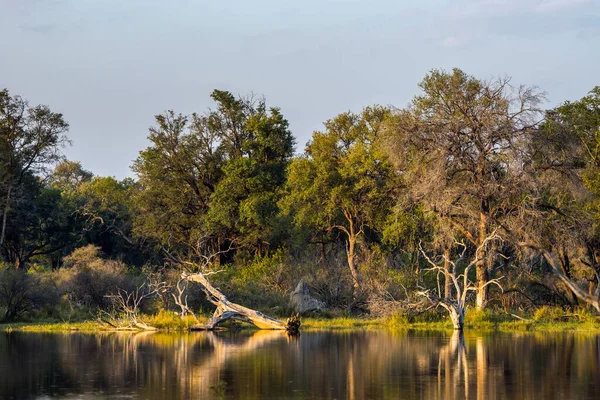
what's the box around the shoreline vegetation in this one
[4,308,600,333]
[4,72,600,333]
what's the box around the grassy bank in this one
[3,308,600,333]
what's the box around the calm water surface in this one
[1,329,599,399]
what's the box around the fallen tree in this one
[183,269,299,332]
[162,238,300,333]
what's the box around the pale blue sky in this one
[1,0,599,178]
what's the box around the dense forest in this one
[2,68,600,329]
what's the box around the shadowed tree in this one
[517,86,600,311]
[0,89,69,248]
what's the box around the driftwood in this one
[183,271,300,333]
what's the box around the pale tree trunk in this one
[185,272,299,332]
[347,235,359,291]
[476,211,489,310]
[444,248,451,299]
[448,307,465,330]
[0,182,12,246]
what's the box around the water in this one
[0,330,599,399]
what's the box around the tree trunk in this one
[476,210,489,310]
[560,250,580,306]
[448,306,465,330]
[444,248,451,299]
[347,236,360,291]
[543,251,600,312]
[475,258,488,310]
[184,272,299,332]
[0,182,12,246]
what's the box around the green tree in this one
[50,160,93,191]
[283,106,393,290]
[0,89,69,247]
[1,174,76,268]
[74,176,142,264]
[133,90,294,260]
[206,94,295,254]
[132,109,224,259]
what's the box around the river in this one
[1,330,599,399]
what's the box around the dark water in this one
[1,330,599,399]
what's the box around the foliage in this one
[282,106,394,289]
[3,76,600,328]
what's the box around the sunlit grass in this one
[2,308,600,333]
[143,310,207,330]
[2,320,108,332]
[301,317,385,330]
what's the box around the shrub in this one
[59,245,130,310]
[533,306,567,322]
[0,268,38,322]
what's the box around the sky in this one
[1,0,599,178]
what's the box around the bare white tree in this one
[104,277,167,330]
[417,234,504,330]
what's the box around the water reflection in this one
[0,329,599,399]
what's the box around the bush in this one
[58,245,130,310]
[0,268,38,322]
[533,306,567,322]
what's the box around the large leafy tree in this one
[385,69,545,309]
[0,89,69,247]
[133,90,294,260]
[1,174,76,269]
[206,93,295,254]
[132,110,222,259]
[283,106,394,290]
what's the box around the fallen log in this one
[183,271,300,333]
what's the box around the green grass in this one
[301,317,385,330]
[2,320,108,332]
[3,308,600,333]
[385,308,600,333]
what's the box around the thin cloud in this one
[535,0,592,13]
[19,23,57,34]
[447,0,595,17]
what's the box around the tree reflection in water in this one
[0,330,599,399]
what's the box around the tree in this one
[385,69,544,309]
[132,110,223,259]
[519,87,600,311]
[283,106,394,291]
[133,90,294,260]
[1,175,77,269]
[417,233,503,330]
[50,160,93,191]
[73,176,144,264]
[0,89,69,248]
[206,95,295,254]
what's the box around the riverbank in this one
[3,310,600,333]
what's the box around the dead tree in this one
[184,270,300,332]
[171,277,199,321]
[165,240,300,333]
[104,278,167,330]
[417,234,504,330]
